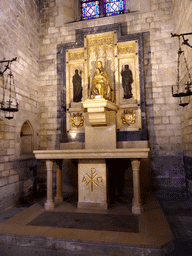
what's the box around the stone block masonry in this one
[172,0,192,195]
[0,0,39,210]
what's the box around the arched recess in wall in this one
[20,120,34,155]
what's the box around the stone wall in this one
[38,0,185,190]
[172,0,192,192]
[0,0,39,210]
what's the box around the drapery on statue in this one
[91,61,114,102]
[73,69,82,102]
[121,64,133,99]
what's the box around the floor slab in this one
[0,194,174,255]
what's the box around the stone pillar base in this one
[44,201,54,210]
[132,204,143,215]
[54,196,64,204]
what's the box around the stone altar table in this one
[33,147,150,214]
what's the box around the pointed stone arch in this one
[20,120,34,155]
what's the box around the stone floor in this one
[156,188,192,256]
[0,188,191,255]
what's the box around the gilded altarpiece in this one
[66,31,141,134]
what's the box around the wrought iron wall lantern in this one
[0,57,19,119]
[171,33,192,107]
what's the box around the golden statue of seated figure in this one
[91,61,114,102]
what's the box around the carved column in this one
[44,160,54,210]
[131,159,143,214]
[55,159,63,204]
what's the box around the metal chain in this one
[177,37,182,92]
[183,51,192,83]
[1,75,6,103]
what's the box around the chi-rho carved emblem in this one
[82,168,103,192]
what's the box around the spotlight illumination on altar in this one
[70,132,77,139]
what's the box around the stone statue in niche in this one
[91,61,114,102]
[121,65,133,99]
[73,69,82,102]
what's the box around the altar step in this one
[0,195,174,256]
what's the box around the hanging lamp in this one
[171,33,192,107]
[0,58,18,119]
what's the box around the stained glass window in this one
[104,0,125,16]
[80,1,101,20]
[80,0,125,20]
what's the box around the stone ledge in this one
[33,148,150,159]
[0,234,174,256]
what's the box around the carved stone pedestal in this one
[78,98,117,209]
[78,159,108,209]
[83,98,118,126]
[83,98,118,150]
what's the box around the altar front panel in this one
[78,159,108,209]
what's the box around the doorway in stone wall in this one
[20,120,34,155]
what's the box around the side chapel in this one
[0,0,191,220]
[1,0,192,254]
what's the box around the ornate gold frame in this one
[66,31,141,132]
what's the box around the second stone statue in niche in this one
[73,69,82,102]
[121,65,133,99]
[91,61,114,102]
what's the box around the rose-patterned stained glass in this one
[104,0,125,16]
[81,1,100,20]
